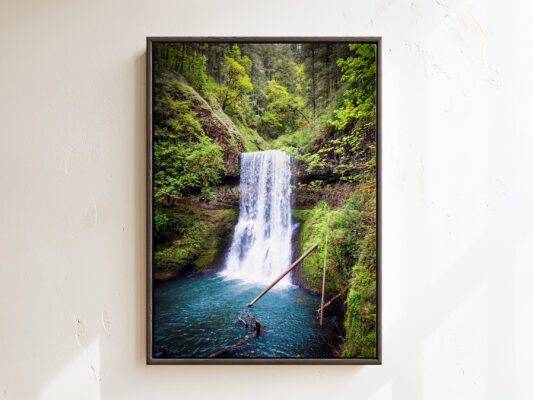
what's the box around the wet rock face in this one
[292,161,337,185]
[294,181,356,209]
[189,97,245,177]
[153,205,239,280]
[160,71,246,177]
[210,184,240,208]
[291,160,356,209]
[176,184,240,210]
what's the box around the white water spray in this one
[221,150,295,287]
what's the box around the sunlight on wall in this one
[40,339,100,400]
[515,235,533,400]
[423,281,488,399]
[382,66,403,332]
[367,380,393,400]
[426,2,490,286]
[513,5,533,396]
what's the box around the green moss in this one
[153,78,228,203]
[155,70,248,178]
[291,209,311,222]
[154,205,237,279]
[294,184,377,358]
[194,249,218,270]
[342,264,377,358]
[295,201,349,296]
[272,126,312,149]
[237,124,269,152]
[153,271,174,280]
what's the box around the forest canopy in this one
[153,42,376,189]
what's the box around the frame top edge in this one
[146,36,382,44]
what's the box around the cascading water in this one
[155,150,341,358]
[221,150,295,287]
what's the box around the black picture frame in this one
[146,36,382,365]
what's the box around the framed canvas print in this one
[147,37,381,364]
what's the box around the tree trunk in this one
[247,243,319,307]
[316,283,351,313]
[320,214,330,326]
[208,336,252,358]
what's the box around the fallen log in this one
[209,310,264,358]
[248,243,319,307]
[208,335,252,358]
[316,283,351,314]
[253,140,264,151]
[243,310,262,335]
[320,214,330,326]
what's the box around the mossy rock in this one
[153,205,238,280]
[194,249,218,270]
[292,187,377,359]
[155,71,247,177]
[153,272,175,280]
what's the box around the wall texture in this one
[1,0,532,399]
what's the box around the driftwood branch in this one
[208,310,264,358]
[243,310,262,335]
[208,335,252,358]
[316,283,351,314]
[248,243,319,307]
[320,214,330,326]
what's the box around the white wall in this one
[1,0,532,399]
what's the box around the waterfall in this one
[221,150,295,287]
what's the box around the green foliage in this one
[227,45,252,74]
[155,220,209,267]
[238,43,302,114]
[153,79,205,138]
[203,76,223,109]
[154,43,208,90]
[153,42,372,153]
[271,56,299,92]
[295,184,376,358]
[342,263,377,358]
[330,43,376,129]
[296,202,343,295]
[154,136,225,202]
[153,80,226,203]
[301,43,352,120]
[272,127,311,149]
[259,80,306,139]
[281,43,377,184]
[220,54,253,111]
[153,206,198,243]
[237,124,269,152]
[201,48,257,130]
[153,210,169,240]
[273,97,339,150]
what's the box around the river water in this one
[153,275,341,358]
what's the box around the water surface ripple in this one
[153,274,341,358]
